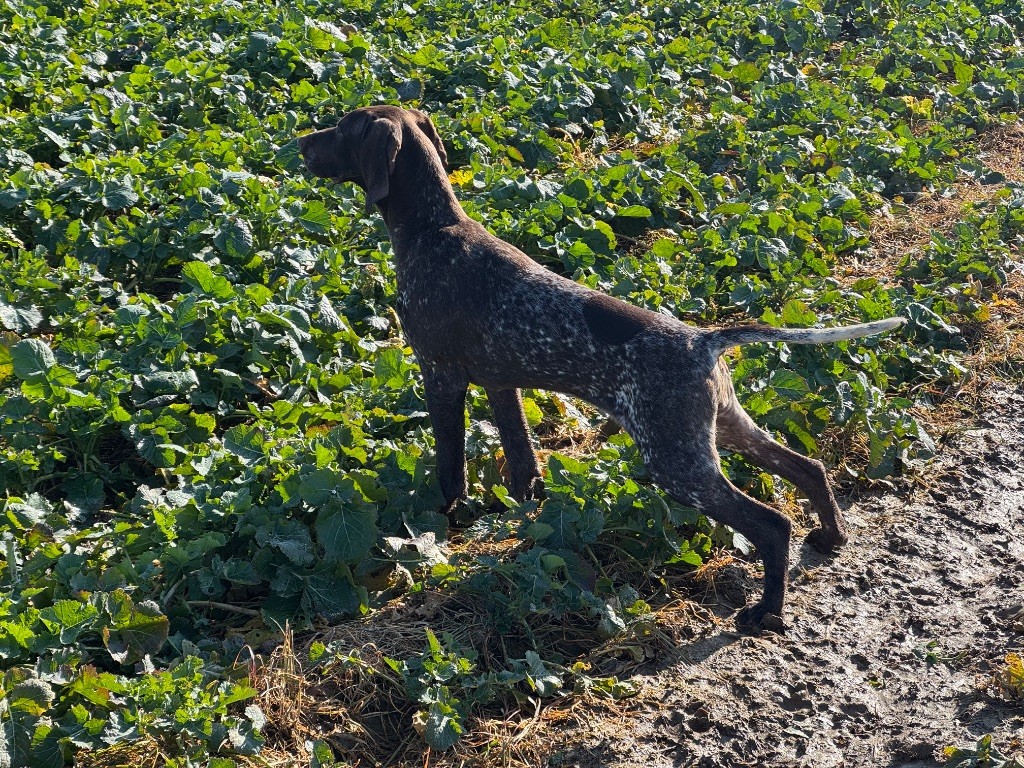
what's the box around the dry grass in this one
[77,738,168,768]
[979,120,1024,184]
[248,593,495,766]
[846,119,1024,286]
[846,121,1024,442]
[241,580,712,768]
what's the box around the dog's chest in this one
[393,277,482,360]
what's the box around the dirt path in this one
[558,383,1024,768]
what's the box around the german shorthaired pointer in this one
[297,105,904,631]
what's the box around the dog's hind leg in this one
[485,387,542,501]
[650,457,793,631]
[422,368,470,510]
[715,376,848,552]
[629,399,791,632]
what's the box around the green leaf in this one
[298,201,332,234]
[0,302,43,333]
[305,565,361,618]
[730,62,762,84]
[309,739,336,768]
[10,678,54,716]
[224,425,267,465]
[137,369,199,394]
[373,347,408,387]
[615,204,652,218]
[780,299,816,326]
[275,138,302,171]
[769,370,809,400]
[954,62,974,86]
[546,453,589,487]
[521,397,543,427]
[299,468,342,506]
[11,339,55,381]
[315,295,345,333]
[101,179,138,210]
[39,600,99,644]
[215,217,254,259]
[315,501,377,563]
[101,595,169,665]
[182,261,235,299]
[423,701,463,750]
[524,650,562,696]
[258,521,315,566]
[28,723,64,768]
[38,126,69,149]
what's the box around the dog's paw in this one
[806,526,848,553]
[735,604,786,634]
[441,497,480,526]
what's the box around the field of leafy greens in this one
[1,0,1022,764]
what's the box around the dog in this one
[297,105,904,631]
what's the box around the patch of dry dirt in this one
[549,382,1024,768]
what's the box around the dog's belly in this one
[463,337,625,407]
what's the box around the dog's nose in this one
[297,134,311,157]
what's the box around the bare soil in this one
[549,382,1024,768]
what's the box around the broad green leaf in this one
[780,300,816,326]
[305,565,361,618]
[315,501,377,563]
[299,200,332,234]
[0,302,42,333]
[10,678,54,716]
[546,453,589,486]
[38,601,99,644]
[616,204,652,218]
[954,62,974,86]
[315,295,345,332]
[524,650,562,696]
[730,62,762,84]
[224,426,267,465]
[182,261,235,299]
[275,138,302,170]
[101,598,169,664]
[373,347,408,388]
[137,369,199,394]
[257,520,315,566]
[215,217,254,259]
[38,126,69,149]
[769,370,809,400]
[28,723,63,768]
[299,468,342,506]
[521,397,543,427]
[11,339,55,381]
[101,180,138,210]
[309,740,336,768]
[423,702,462,750]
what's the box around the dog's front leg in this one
[422,369,469,511]
[485,388,542,501]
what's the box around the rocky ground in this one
[554,382,1024,768]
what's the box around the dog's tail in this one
[705,317,905,358]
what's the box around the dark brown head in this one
[297,105,448,212]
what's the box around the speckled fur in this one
[297,105,905,631]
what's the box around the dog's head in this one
[297,105,447,212]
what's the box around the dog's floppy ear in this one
[356,116,402,213]
[410,109,448,168]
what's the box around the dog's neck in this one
[376,131,465,252]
